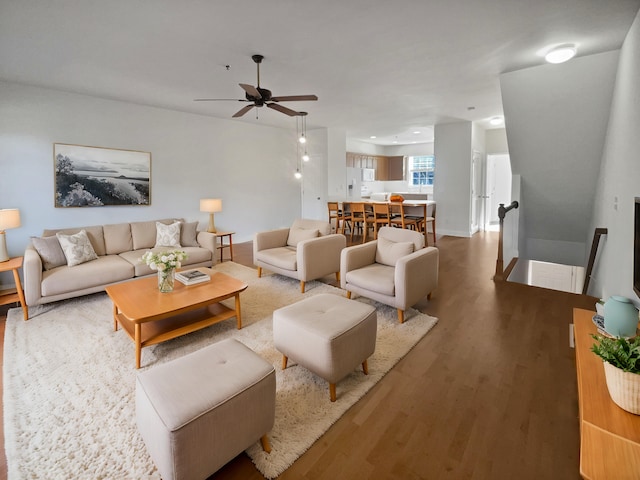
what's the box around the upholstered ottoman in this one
[273,293,377,402]
[135,338,276,480]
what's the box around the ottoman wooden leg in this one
[282,355,288,370]
[330,383,337,402]
[257,267,262,278]
[346,291,352,299]
[300,281,305,293]
[362,359,369,375]
[260,434,272,453]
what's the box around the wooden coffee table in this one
[105,268,248,368]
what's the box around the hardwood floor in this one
[0,232,596,479]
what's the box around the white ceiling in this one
[1,0,638,146]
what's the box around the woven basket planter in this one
[603,361,640,415]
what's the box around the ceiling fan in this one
[194,54,318,118]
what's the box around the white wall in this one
[0,81,315,286]
[589,8,640,301]
[485,128,508,154]
[345,139,385,155]
[383,143,434,157]
[434,121,473,237]
[326,128,347,200]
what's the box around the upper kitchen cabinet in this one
[387,156,404,180]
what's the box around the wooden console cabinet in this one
[574,308,640,479]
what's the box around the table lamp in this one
[200,199,222,233]
[0,208,21,262]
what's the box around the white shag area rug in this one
[3,262,438,479]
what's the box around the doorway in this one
[485,154,512,231]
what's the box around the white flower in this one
[141,249,188,272]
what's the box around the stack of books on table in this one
[175,269,210,286]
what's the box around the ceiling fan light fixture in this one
[302,153,310,162]
[294,170,302,179]
[298,135,306,144]
[545,44,577,64]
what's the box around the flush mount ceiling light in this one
[545,44,577,64]
[489,116,504,126]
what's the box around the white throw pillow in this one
[286,228,319,247]
[31,236,67,270]
[375,236,415,267]
[155,221,181,247]
[56,230,98,267]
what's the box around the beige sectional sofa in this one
[24,218,216,307]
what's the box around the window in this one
[408,155,435,186]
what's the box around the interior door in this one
[471,151,485,233]
[301,155,325,220]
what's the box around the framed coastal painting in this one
[54,143,151,207]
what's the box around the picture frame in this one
[54,143,151,207]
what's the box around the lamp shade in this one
[0,209,21,231]
[199,199,222,213]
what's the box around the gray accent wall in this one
[500,50,619,266]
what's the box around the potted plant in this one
[591,334,640,414]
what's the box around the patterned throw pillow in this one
[375,236,414,267]
[55,230,99,267]
[155,221,182,248]
[31,236,67,270]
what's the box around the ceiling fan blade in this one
[232,104,255,118]
[194,98,248,102]
[270,94,318,102]
[267,103,301,116]
[239,83,261,98]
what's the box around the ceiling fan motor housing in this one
[246,87,272,105]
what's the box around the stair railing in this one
[582,228,608,295]
[494,200,519,281]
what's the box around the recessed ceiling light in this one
[467,106,475,111]
[413,131,421,134]
[545,44,577,64]
[370,135,377,139]
[393,140,398,144]
[489,116,504,126]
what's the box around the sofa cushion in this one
[130,219,175,250]
[31,236,67,270]
[56,230,99,267]
[180,221,199,247]
[375,236,414,267]
[286,228,319,247]
[41,256,133,297]
[346,263,395,296]
[104,223,133,255]
[155,221,182,247]
[43,225,106,256]
[121,246,212,277]
[255,246,297,271]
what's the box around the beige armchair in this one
[340,226,438,323]
[254,219,346,293]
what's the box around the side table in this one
[0,256,28,320]
[215,231,235,263]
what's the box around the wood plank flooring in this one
[0,231,596,479]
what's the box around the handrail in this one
[494,201,519,281]
[582,228,608,295]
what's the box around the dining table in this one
[361,199,436,245]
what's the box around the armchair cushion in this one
[375,236,414,267]
[345,263,395,296]
[255,246,298,271]
[287,227,319,247]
